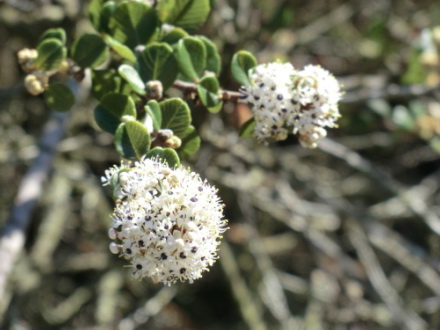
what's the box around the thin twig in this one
[347,221,426,330]
[318,138,440,236]
[172,80,245,102]
[118,286,177,329]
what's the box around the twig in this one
[366,221,440,295]
[219,241,267,330]
[172,80,245,102]
[118,286,177,329]
[237,193,298,330]
[341,82,439,105]
[318,138,440,236]
[347,221,426,330]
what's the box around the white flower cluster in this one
[242,62,342,148]
[102,158,227,285]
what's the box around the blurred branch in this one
[295,3,356,46]
[318,138,440,236]
[347,220,426,330]
[237,193,299,330]
[0,111,68,302]
[219,241,267,330]
[0,81,79,309]
[118,286,177,329]
[0,0,39,11]
[366,221,440,295]
[342,82,440,105]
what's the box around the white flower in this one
[241,62,342,148]
[103,158,228,285]
[241,62,298,141]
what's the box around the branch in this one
[0,81,79,304]
[172,80,245,102]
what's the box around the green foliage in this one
[159,98,192,137]
[239,118,256,138]
[199,36,221,76]
[161,27,188,45]
[118,64,146,95]
[88,0,106,31]
[177,125,201,158]
[94,93,136,134]
[145,100,162,131]
[103,35,137,62]
[115,120,151,159]
[146,147,180,167]
[137,42,178,90]
[175,37,207,82]
[231,51,258,86]
[44,83,75,112]
[91,69,128,101]
[197,76,222,110]
[39,28,66,44]
[157,0,211,29]
[71,34,109,68]
[109,1,159,49]
[98,1,117,33]
[35,38,66,71]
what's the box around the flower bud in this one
[164,135,182,149]
[17,48,38,72]
[24,73,47,95]
[146,80,163,100]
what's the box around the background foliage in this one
[1,0,440,329]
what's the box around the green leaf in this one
[159,98,191,137]
[145,100,162,131]
[177,125,200,158]
[146,147,180,167]
[239,118,256,138]
[197,76,221,109]
[103,34,136,62]
[157,0,211,29]
[35,38,66,71]
[98,1,117,33]
[88,0,106,31]
[160,27,188,45]
[39,28,66,44]
[137,42,178,90]
[94,93,136,134]
[198,36,221,75]
[71,34,109,68]
[115,120,151,159]
[175,37,206,81]
[231,51,258,86]
[118,64,146,95]
[91,69,127,101]
[44,83,75,112]
[109,1,159,49]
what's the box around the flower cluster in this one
[102,158,228,285]
[242,62,342,148]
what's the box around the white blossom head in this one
[289,65,342,148]
[102,158,228,285]
[241,62,298,141]
[241,62,342,148]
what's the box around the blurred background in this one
[1,0,440,329]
